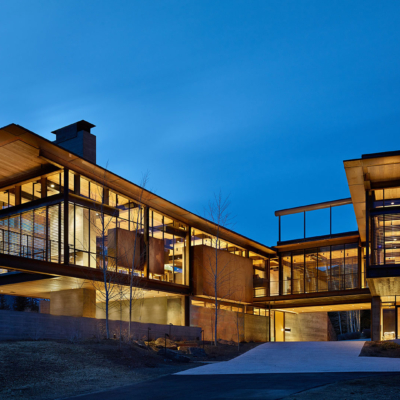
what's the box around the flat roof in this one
[275,198,352,217]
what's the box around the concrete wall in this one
[371,296,381,341]
[50,288,96,318]
[190,305,270,342]
[0,309,201,342]
[96,296,185,326]
[192,245,253,303]
[244,314,270,342]
[284,312,329,342]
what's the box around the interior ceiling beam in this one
[0,164,60,190]
[370,179,400,190]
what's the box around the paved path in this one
[177,341,400,375]
[66,372,397,400]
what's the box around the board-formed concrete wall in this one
[96,296,185,326]
[0,309,201,342]
[244,314,270,342]
[190,305,270,342]
[284,312,328,341]
[50,288,96,318]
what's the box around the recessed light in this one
[50,184,55,188]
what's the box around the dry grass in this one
[0,339,261,399]
[0,340,195,400]
[360,341,400,358]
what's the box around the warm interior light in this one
[50,184,55,188]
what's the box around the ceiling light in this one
[50,184,55,188]
[392,202,394,205]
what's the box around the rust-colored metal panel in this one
[108,228,143,270]
[192,245,253,303]
[149,237,165,275]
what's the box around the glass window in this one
[372,213,400,265]
[292,250,304,294]
[270,258,279,296]
[282,252,291,295]
[305,249,318,293]
[318,246,329,292]
[80,177,90,198]
[21,182,34,204]
[47,173,62,197]
[345,243,358,289]
[150,210,187,285]
[0,190,14,209]
[331,245,344,290]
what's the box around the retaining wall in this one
[0,310,201,341]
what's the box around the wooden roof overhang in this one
[0,123,276,257]
[344,151,400,243]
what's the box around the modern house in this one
[0,121,398,342]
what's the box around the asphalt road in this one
[65,372,398,400]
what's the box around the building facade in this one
[0,121,397,342]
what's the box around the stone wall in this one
[0,309,201,342]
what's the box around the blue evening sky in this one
[1,1,399,246]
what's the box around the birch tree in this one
[204,191,237,346]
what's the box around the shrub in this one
[338,331,361,341]
[362,328,371,338]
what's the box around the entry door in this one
[275,311,285,342]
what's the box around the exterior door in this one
[275,311,285,342]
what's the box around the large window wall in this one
[191,228,246,257]
[372,213,400,265]
[149,210,187,285]
[0,203,63,263]
[254,243,359,297]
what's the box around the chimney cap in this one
[51,120,95,134]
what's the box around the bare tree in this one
[204,191,237,346]
[75,167,148,339]
[127,172,149,340]
[232,290,246,352]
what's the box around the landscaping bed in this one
[360,341,400,358]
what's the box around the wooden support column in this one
[186,226,192,288]
[74,174,80,195]
[40,176,47,198]
[143,206,150,278]
[63,169,69,265]
[184,296,190,327]
[278,254,283,296]
[15,185,21,206]
[103,188,109,205]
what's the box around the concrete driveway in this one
[177,341,400,375]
